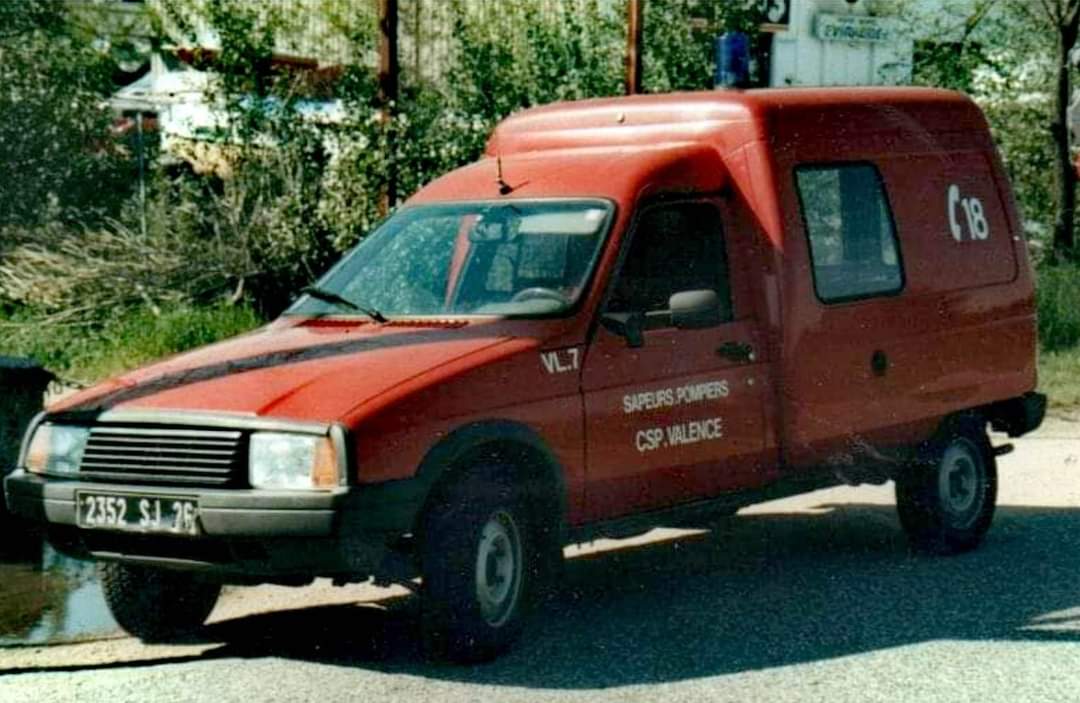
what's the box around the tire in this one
[98,562,221,642]
[420,467,537,663]
[895,419,997,555]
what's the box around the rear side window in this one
[796,164,904,303]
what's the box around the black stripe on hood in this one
[64,327,502,413]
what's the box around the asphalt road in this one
[2,416,1080,703]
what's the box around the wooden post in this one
[377,0,399,215]
[413,0,421,81]
[626,0,643,95]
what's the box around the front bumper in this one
[4,471,426,579]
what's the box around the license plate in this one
[76,492,200,536]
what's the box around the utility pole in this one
[625,0,643,95]
[377,0,399,216]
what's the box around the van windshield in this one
[286,199,614,318]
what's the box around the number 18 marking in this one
[948,184,990,242]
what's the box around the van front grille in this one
[78,426,244,487]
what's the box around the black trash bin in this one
[1,356,53,488]
[1,357,52,555]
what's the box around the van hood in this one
[53,320,518,422]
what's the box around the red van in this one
[6,88,1045,661]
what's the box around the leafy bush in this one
[447,0,622,122]
[0,0,132,228]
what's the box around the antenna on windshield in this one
[496,154,513,195]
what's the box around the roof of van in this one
[484,87,988,158]
[411,140,727,205]
[410,87,990,208]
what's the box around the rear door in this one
[580,200,770,522]
[783,162,911,462]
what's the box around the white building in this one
[763,0,912,87]
[768,0,911,87]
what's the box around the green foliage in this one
[1037,262,1080,351]
[0,302,264,383]
[643,0,765,92]
[912,40,990,94]
[0,0,131,228]
[0,0,64,40]
[448,1,623,123]
[643,0,714,92]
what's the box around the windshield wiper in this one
[300,286,388,323]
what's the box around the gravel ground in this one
[1,415,1078,703]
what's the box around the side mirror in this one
[670,289,722,330]
[600,311,645,348]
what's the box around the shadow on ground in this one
[8,503,1080,688]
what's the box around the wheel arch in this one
[413,420,569,542]
[933,409,990,442]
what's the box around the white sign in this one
[815,14,900,44]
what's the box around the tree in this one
[1020,0,1080,260]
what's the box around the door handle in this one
[717,341,755,363]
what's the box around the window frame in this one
[600,197,735,331]
[794,161,906,306]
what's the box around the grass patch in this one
[0,303,265,384]
[1035,263,1080,410]
[1036,263,1080,352]
[1039,347,1080,410]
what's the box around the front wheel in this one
[99,562,221,642]
[421,469,535,663]
[895,421,997,555]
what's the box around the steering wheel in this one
[510,287,568,305]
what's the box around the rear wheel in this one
[895,420,997,555]
[99,562,221,642]
[421,468,537,663]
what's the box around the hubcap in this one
[475,509,523,627]
[938,439,984,527]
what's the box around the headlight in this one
[249,432,340,490]
[24,424,90,477]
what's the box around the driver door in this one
[581,200,769,522]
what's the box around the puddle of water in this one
[0,535,118,646]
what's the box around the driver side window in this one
[607,202,732,323]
